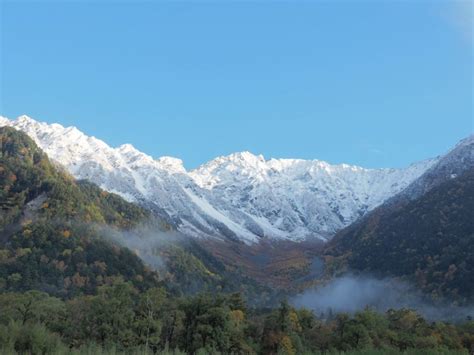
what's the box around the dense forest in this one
[1,283,474,354]
[326,168,474,303]
[1,126,473,354]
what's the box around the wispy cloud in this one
[369,147,384,155]
[448,0,473,44]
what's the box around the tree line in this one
[1,280,473,354]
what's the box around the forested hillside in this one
[0,126,160,296]
[326,168,474,303]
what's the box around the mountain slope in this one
[326,167,474,302]
[392,134,474,203]
[0,115,436,243]
[0,126,162,297]
[0,126,281,303]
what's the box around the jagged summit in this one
[118,143,138,152]
[0,114,454,243]
[14,114,37,124]
[156,156,186,174]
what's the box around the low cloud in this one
[292,275,474,321]
[94,223,183,271]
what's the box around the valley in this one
[1,115,472,302]
[2,1,472,352]
[0,119,473,354]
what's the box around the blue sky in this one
[1,0,472,169]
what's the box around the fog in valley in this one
[292,275,474,321]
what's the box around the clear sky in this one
[1,0,472,169]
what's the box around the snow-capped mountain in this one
[395,134,474,202]
[0,115,439,243]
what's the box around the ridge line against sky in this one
[0,114,467,172]
[1,0,472,169]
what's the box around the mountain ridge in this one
[0,115,442,243]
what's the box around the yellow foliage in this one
[289,311,302,332]
[41,202,49,209]
[85,204,105,223]
[205,269,216,277]
[62,230,71,238]
[62,249,72,257]
[21,219,32,226]
[279,335,296,355]
[230,309,245,325]
[15,248,32,258]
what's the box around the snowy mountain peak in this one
[0,116,10,126]
[203,151,266,169]
[0,114,459,244]
[156,156,186,174]
[15,114,36,124]
[118,143,138,152]
[230,151,265,163]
